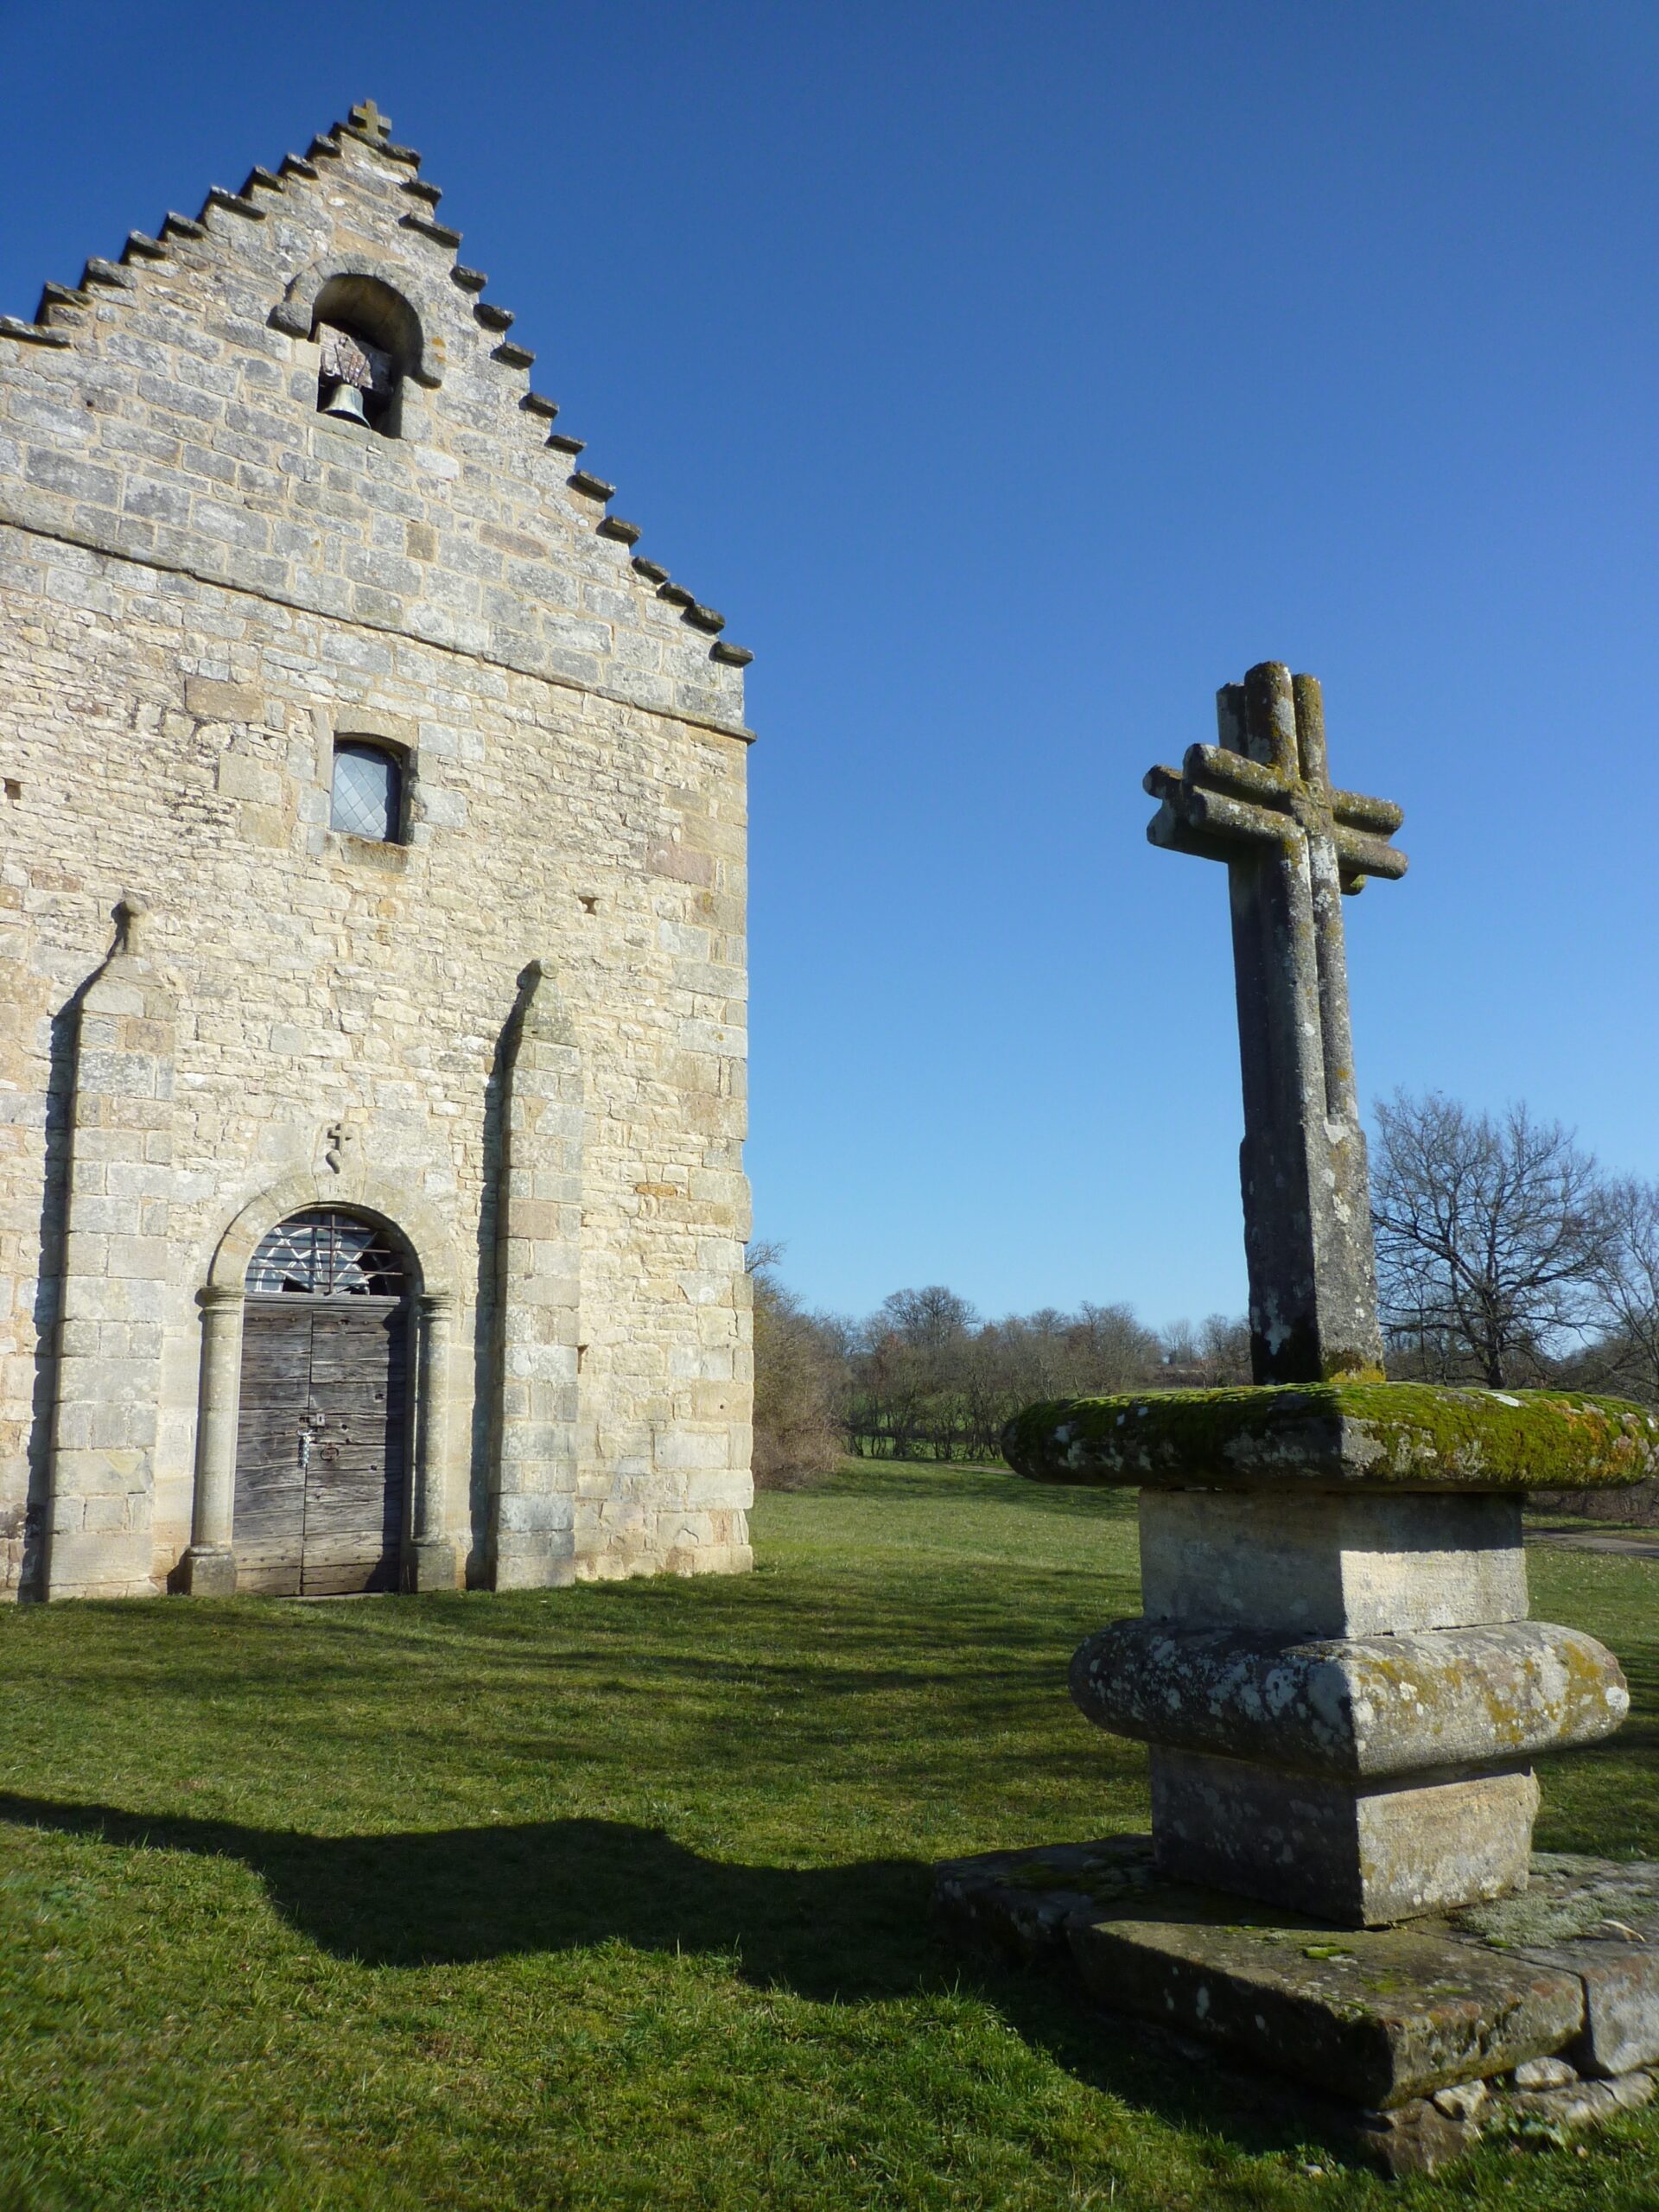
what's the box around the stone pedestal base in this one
[1150,1748,1539,1924]
[404,1539,458,1592]
[179,1545,236,1597]
[935,1837,1659,2175]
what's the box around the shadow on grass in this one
[0,1791,1368,2170]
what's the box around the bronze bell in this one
[321,377,369,426]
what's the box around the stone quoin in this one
[0,102,755,1600]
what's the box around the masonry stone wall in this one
[0,105,754,1599]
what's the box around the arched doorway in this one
[232,1209,412,1595]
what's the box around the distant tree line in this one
[750,1088,1659,1494]
[747,1245,1248,1489]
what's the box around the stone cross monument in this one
[938,664,1659,2168]
[1007,661,1640,1925]
[1143,663,1404,1383]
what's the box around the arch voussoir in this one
[208,1169,456,1298]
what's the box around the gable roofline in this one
[0,98,755,677]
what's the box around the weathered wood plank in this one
[300,1303,408,1595]
[232,1300,311,1596]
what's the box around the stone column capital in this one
[199,1283,245,1313]
[419,1288,455,1319]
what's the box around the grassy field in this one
[3,1463,1659,2210]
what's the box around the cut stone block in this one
[1138,1489,1526,1635]
[179,1543,236,1596]
[403,1536,458,1592]
[934,1838,1659,2153]
[1452,1848,1659,1947]
[931,1834,1158,1962]
[1452,1853,1659,2075]
[1149,1748,1540,1923]
[1352,2100,1473,2177]
[1072,1618,1627,1778]
[1500,2069,1656,2129]
[1067,1910,1583,2108]
[938,1831,1628,2123]
[1515,1942,1659,2076]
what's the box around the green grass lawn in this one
[4,1463,1659,2210]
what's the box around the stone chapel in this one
[0,102,755,1600]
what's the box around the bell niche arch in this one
[311,274,421,435]
[233,1208,413,1594]
[270,257,444,441]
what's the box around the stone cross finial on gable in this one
[348,100,391,144]
[1144,664,1408,1385]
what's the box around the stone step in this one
[935,1838,1659,2095]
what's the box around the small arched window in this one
[331,740,404,843]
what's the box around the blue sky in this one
[4,3,1657,1329]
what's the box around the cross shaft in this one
[1144,664,1407,1384]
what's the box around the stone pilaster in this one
[44,896,174,1599]
[181,1284,243,1595]
[491,961,583,1589]
[405,1288,458,1590]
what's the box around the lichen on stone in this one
[1002,1383,1659,1493]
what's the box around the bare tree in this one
[1156,1313,1251,1385]
[1586,1177,1659,1405]
[880,1285,979,1351]
[874,1287,980,1456]
[1072,1301,1163,1389]
[747,1243,847,1488]
[1370,1090,1611,1388]
[1196,1313,1252,1383]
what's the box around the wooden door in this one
[232,1301,314,1595]
[301,1301,407,1594]
[232,1297,408,1595]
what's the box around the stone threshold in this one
[934,1835,1659,2177]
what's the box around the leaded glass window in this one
[331,741,402,842]
[245,1210,408,1299]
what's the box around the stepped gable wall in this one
[0,105,754,1599]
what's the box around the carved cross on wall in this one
[1144,663,1408,1384]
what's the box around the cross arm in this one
[1181,743,1287,810]
[1331,788,1403,836]
[1149,746,1408,888]
[1144,762,1294,861]
[1334,827,1408,886]
[1185,745,1404,842]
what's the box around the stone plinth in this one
[1003,1383,1656,1926]
[1139,1489,1527,1634]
